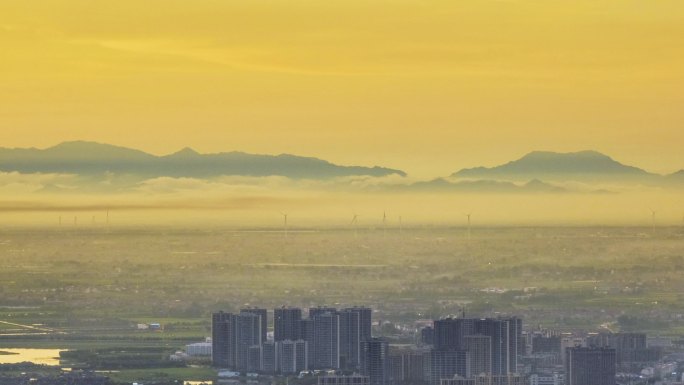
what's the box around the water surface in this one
[0,348,65,365]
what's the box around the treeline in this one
[61,347,184,370]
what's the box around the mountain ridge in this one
[452,150,658,182]
[0,141,406,179]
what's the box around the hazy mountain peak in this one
[42,141,155,160]
[452,150,653,182]
[45,140,131,151]
[168,147,200,157]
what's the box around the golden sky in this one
[1,0,683,178]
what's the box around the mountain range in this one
[0,141,406,179]
[0,142,682,194]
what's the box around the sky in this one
[1,0,683,178]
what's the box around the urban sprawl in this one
[195,306,684,385]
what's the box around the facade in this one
[431,317,520,377]
[429,349,470,385]
[278,339,308,374]
[463,335,491,376]
[275,307,302,342]
[434,318,473,350]
[212,311,236,367]
[240,307,268,346]
[294,339,309,373]
[236,312,263,371]
[389,349,427,385]
[362,338,390,385]
[474,318,520,375]
[565,347,616,385]
[313,310,341,369]
[261,341,277,373]
[339,307,372,370]
[299,318,316,368]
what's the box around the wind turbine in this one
[350,213,360,237]
[280,212,289,238]
[464,212,472,240]
[106,209,110,226]
[382,211,387,236]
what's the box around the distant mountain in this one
[0,141,406,179]
[666,170,684,182]
[452,150,658,182]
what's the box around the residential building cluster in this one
[210,307,673,385]
[212,306,386,384]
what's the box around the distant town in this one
[162,306,684,385]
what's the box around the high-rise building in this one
[339,307,372,370]
[312,310,340,369]
[212,311,236,368]
[362,338,390,385]
[607,332,661,369]
[588,330,660,369]
[299,318,315,367]
[236,312,263,371]
[565,347,616,385]
[240,307,268,345]
[434,318,477,351]
[429,316,521,378]
[434,318,466,350]
[474,318,519,375]
[275,307,302,342]
[464,335,491,376]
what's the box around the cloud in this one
[132,174,415,195]
[0,172,78,194]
